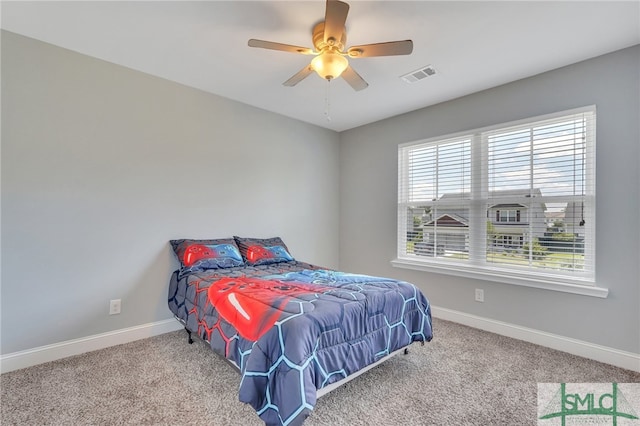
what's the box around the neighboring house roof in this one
[424,213,468,227]
[489,203,527,209]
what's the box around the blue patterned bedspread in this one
[168,261,432,426]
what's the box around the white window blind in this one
[397,107,596,288]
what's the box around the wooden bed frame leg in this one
[404,347,409,355]
[185,328,194,344]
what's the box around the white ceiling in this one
[2,1,639,132]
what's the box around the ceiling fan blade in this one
[323,0,349,46]
[347,40,413,58]
[283,65,314,87]
[341,65,368,91]
[248,39,314,55]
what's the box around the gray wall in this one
[1,31,340,354]
[3,29,638,358]
[339,45,640,354]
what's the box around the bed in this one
[167,236,433,426]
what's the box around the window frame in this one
[393,106,607,298]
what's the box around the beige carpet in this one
[2,318,638,425]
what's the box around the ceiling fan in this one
[248,0,413,91]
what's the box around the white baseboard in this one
[0,318,183,374]
[431,305,640,373]
[2,310,638,375]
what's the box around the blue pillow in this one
[170,238,244,277]
[233,236,295,266]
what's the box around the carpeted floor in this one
[1,318,638,425]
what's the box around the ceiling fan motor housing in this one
[313,22,346,53]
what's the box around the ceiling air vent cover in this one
[401,65,436,83]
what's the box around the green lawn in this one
[406,244,584,270]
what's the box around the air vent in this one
[401,65,436,83]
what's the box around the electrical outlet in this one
[109,299,121,315]
[475,289,484,303]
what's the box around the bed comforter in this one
[168,261,432,426]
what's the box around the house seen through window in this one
[397,107,595,286]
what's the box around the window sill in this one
[391,258,608,298]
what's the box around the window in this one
[497,209,520,222]
[395,107,602,296]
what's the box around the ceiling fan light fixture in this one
[311,51,349,81]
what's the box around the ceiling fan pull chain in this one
[324,79,332,122]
